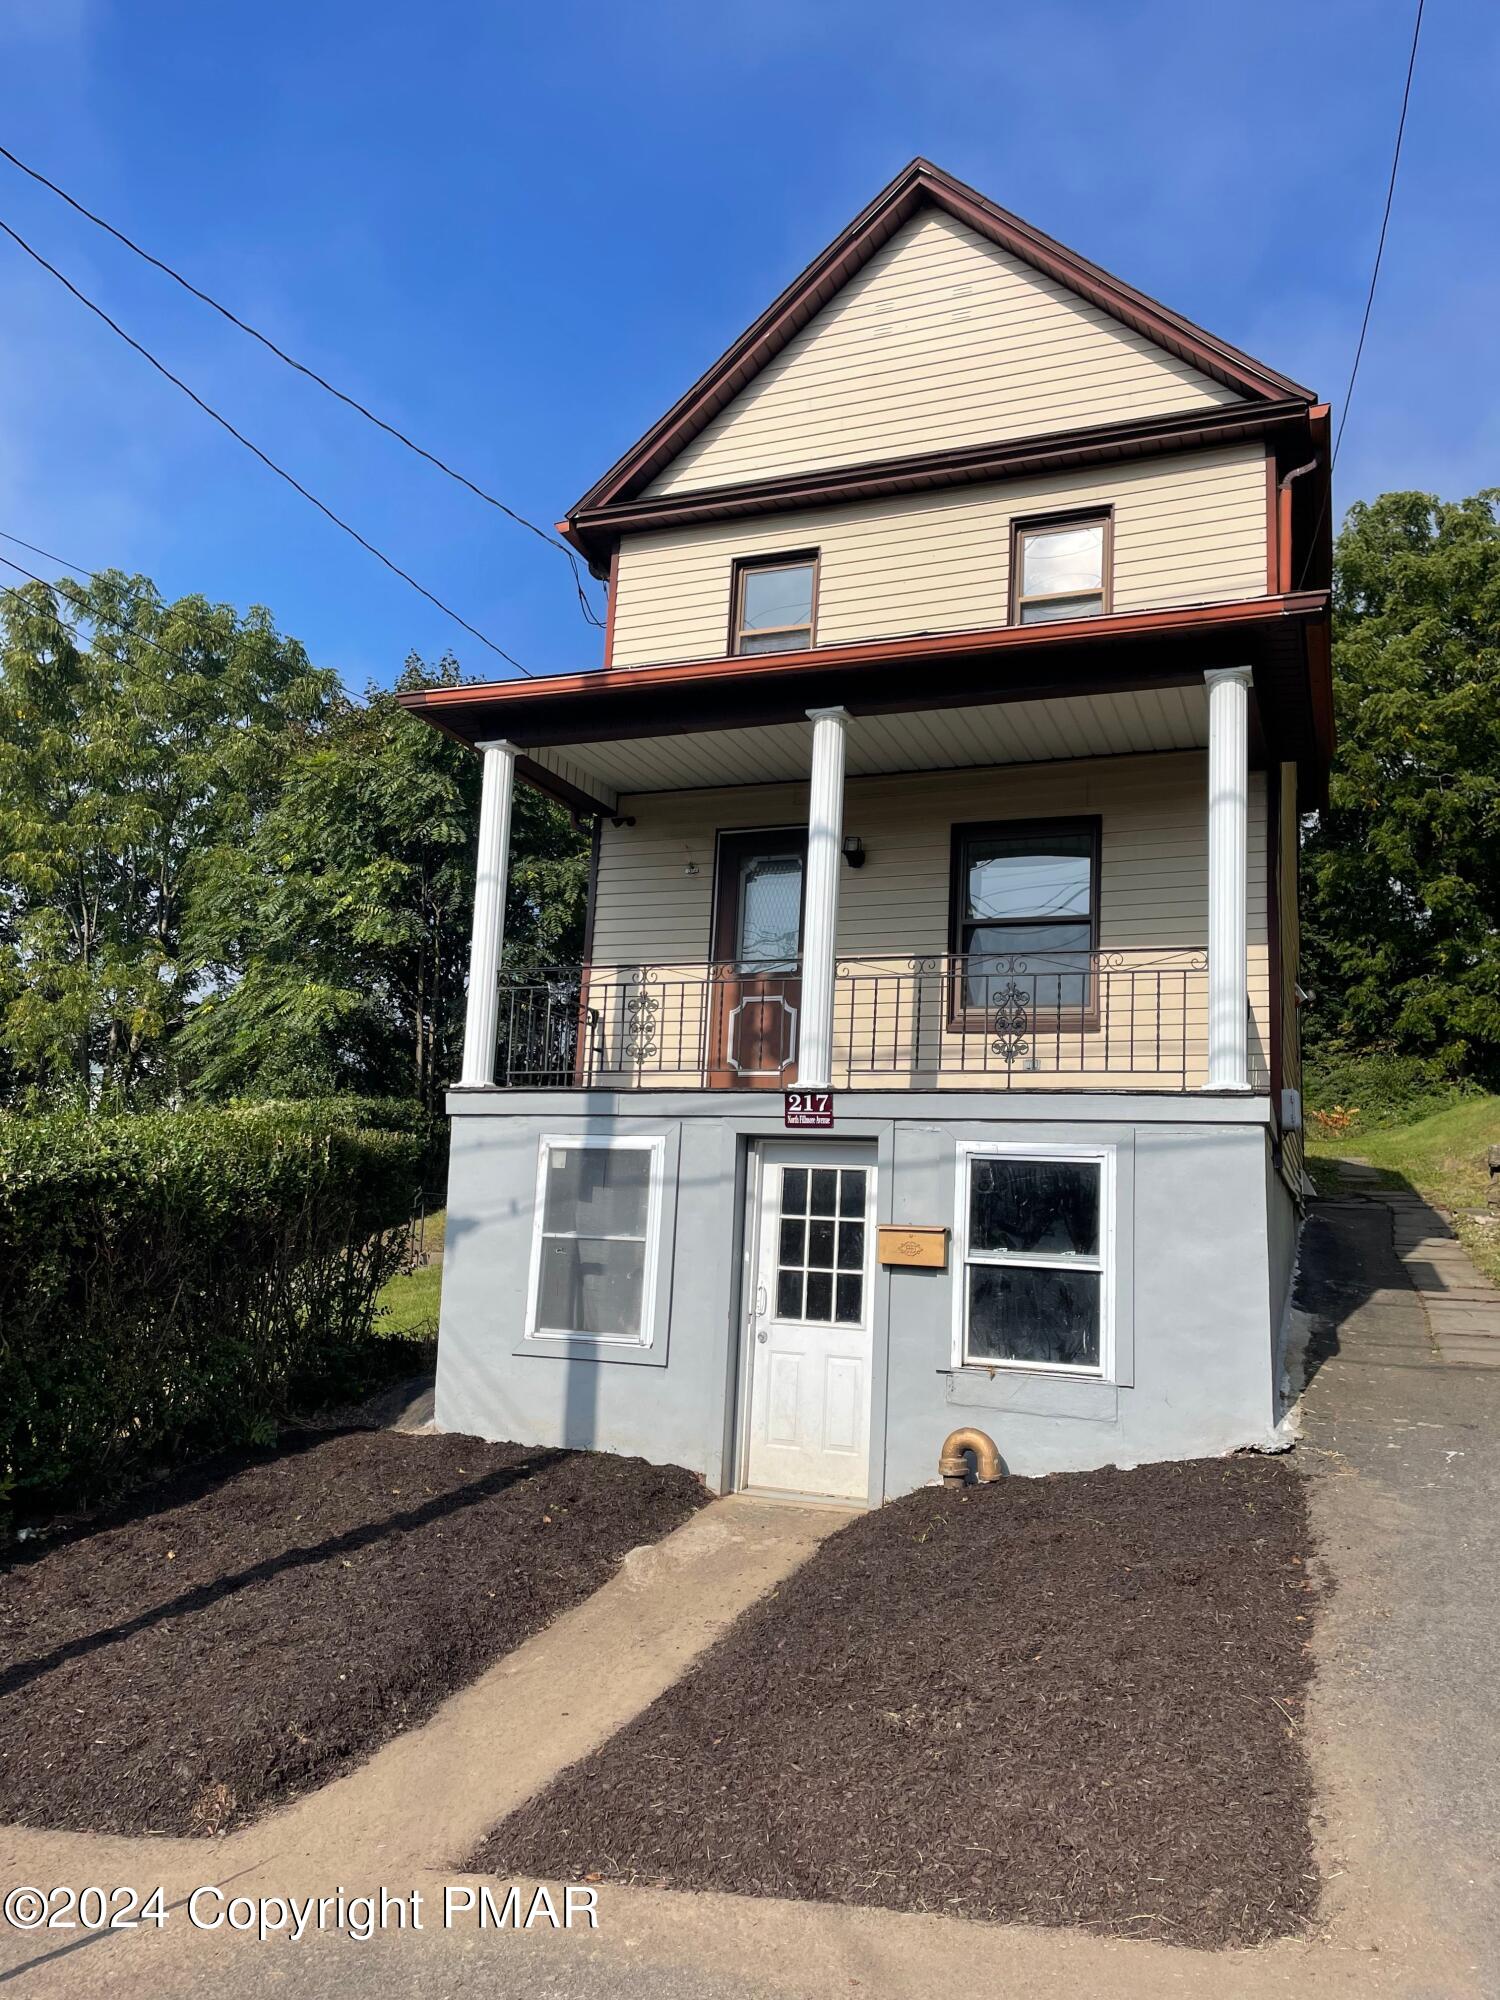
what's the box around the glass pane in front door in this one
[774,1164,868,1324]
[736,852,802,970]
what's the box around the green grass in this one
[1307,1096,1500,1284]
[375,1208,445,1340]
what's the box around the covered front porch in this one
[398,595,1327,1104]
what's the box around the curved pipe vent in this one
[939,1427,1003,1487]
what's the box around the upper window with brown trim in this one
[949,817,1101,1018]
[731,554,818,655]
[1011,513,1111,625]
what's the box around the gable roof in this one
[565,158,1315,534]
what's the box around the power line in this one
[0,541,268,670]
[1300,0,1424,588]
[0,548,180,665]
[0,527,98,578]
[0,140,604,629]
[0,214,534,678]
[1332,0,1424,475]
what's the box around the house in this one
[399,159,1330,1503]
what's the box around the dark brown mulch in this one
[0,1430,705,1837]
[478,1456,1317,1950]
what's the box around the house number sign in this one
[784,1089,834,1129]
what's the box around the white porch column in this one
[459,738,518,1089]
[1204,668,1253,1091]
[798,706,849,1090]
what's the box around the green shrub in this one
[1302,1049,1471,1133]
[0,1103,427,1517]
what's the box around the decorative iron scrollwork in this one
[989,979,1031,1068]
[622,990,659,1063]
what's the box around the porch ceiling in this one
[399,593,1330,815]
[528,683,1210,803]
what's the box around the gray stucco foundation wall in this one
[1264,1141,1303,1396]
[436,1090,1283,1498]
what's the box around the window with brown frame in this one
[1011,513,1111,625]
[948,817,1101,1024]
[731,554,818,655]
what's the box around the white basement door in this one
[744,1143,876,1500]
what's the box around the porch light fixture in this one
[841,836,866,868]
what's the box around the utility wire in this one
[0,548,180,664]
[0,527,99,579]
[0,214,534,678]
[0,141,604,629]
[0,539,259,669]
[1299,0,1424,588]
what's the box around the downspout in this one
[1277,459,1320,594]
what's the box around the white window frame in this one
[524,1134,666,1348]
[951,1141,1115,1378]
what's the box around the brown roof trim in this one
[566,159,1316,525]
[565,399,1317,570]
[399,593,1331,788]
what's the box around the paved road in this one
[1,1196,1496,1998]
[1295,1195,1500,1992]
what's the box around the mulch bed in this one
[0,1430,705,1837]
[477,1456,1317,1949]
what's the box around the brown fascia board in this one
[565,399,1317,570]
[563,158,1316,533]
[398,592,1331,787]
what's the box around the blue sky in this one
[0,1,1492,690]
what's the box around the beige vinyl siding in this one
[584,751,1269,1091]
[1276,760,1304,1195]
[611,445,1268,668]
[647,211,1239,498]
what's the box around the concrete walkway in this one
[3,1203,1499,1997]
[1332,1160,1500,1366]
[0,1495,850,1990]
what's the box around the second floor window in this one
[732,555,817,654]
[1012,514,1111,625]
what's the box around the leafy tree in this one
[180,654,589,1112]
[1302,491,1500,1081]
[0,573,333,1107]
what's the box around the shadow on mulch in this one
[0,1430,706,1838]
[476,1455,1317,1951]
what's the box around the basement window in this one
[953,1145,1113,1374]
[1012,513,1111,624]
[731,555,818,655]
[525,1136,664,1347]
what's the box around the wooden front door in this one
[710,830,806,1088]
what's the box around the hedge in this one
[0,1102,428,1517]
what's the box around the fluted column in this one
[798,707,849,1090]
[459,738,518,1088]
[1204,668,1252,1091]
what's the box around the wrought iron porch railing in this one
[492,951,1267,1092]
